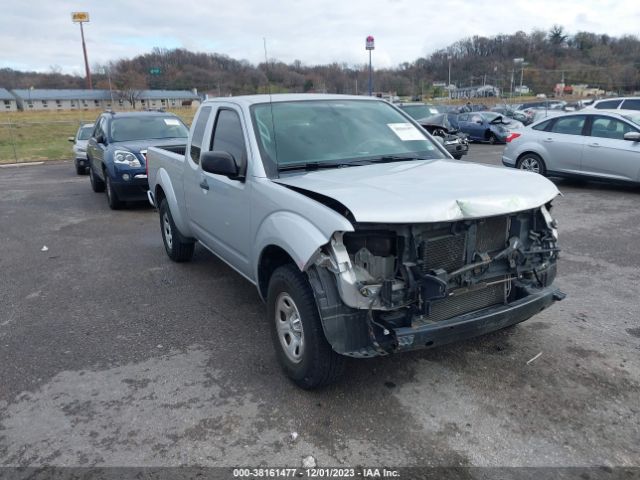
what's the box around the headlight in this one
[113,150,141,168]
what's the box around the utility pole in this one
[72,12,92,89]
[447,55,452,99]
[366,36,375,96]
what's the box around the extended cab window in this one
[210,109,247,172]
[190,106,212,164]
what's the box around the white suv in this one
[587,97,640,113]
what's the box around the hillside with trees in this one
[1,26,639,97]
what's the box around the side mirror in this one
[201,151,240,179]
[623,131,640,142]
[475,120,483,124]
[68,136,75,142]
[95,134,106,144]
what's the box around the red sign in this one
[366,36,375,50]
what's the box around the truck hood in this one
[273,159,560,223]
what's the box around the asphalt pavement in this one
[0,145,639,468]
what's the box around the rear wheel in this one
[76,164,86,175]
[517,153,546,176]
[267,265,345,389]
[488,133,497,145]
[89,162,105,192]
[105,174,124,210]
[159,199,195,262]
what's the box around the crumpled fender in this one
[253,211,348,276]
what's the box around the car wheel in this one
[453,154,463,160]
[517,153,546,176]
[105,174,124,210]
[488,133,497,145]
[159,199,195,262]
[76,164,86,175]
[89,163,105,192]
[267,265,345,389]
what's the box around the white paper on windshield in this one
[387,123,424,141]
[164,118,180,126]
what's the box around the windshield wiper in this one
[359,154,430,164]
[278,162,356,172]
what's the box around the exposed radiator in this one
[413,279,506,326]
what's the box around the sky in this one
[1,0,638,75]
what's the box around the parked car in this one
[68,123,94,175]
[503,111,640,184]
[416,113,469,159]
[396,102,440,120]
[491,107,531,125]
[86,111,189,209]
[147,94,563,389]
[585,97,640,113]
[457,112,523,144]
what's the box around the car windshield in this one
[251,99,445,172]
[77,126,93,140]
[482,112,501,122]
[622,113,640,127]
[399,104,438,120]
[110,116,189,142]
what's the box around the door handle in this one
[544,138,554,142]
[199,178,209,190]
[587,143,600,148]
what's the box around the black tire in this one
[76,164,86,175]
[159,199,195,262]
[267,264,345,389]
[105,174,124,210]
[453,154,463,160]
[89,162,105,192]
[488,133,497,145]
[517,153,547,176]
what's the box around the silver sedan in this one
[502,111,640,184]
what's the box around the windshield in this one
[251,100,445,173]
[77,125,93,140]
[622,113,640,127]
[110,116,189,142]
[399,104,438,120]
[482,112,501,122]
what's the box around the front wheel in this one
[89,162,105,192]
[105,174,124,210]
[517,153,546,176]
[267,265,345,389]
[159,199,194,262]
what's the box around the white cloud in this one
[0,0,638,74]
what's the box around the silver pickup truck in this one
[147,94,564,389]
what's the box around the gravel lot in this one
[0,145,639,468]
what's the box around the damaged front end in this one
[308,204,565,357]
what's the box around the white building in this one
[8,89,200,111]
[0,88,18,112]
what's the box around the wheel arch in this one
[257,245,297,300]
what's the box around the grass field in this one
[0,109,196,164]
